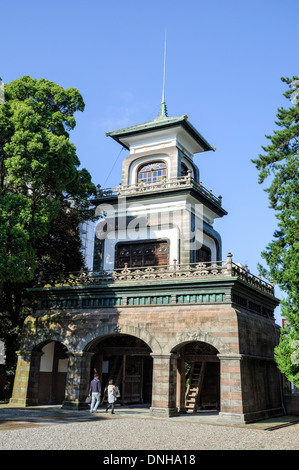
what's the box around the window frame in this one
[136,160,168,185]
[115,239,170,269]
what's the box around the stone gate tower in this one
[10,100,283,424]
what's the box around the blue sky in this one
[2,0,298,323]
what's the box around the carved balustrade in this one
[35,254,274,296]
[96,173,222,207]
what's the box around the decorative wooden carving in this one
[115,240,169,269]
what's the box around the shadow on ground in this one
[0,403,299,431]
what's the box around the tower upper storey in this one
[97,109,227,224]
[94,108,227,269]
[106,113,215,187]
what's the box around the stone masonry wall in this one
[11,298,284,422]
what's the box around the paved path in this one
[1,405,298,450]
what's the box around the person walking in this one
[106,379,117,414]
[88,374,101,414]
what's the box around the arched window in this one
[137,161,167,184]
[181,162,189,177]
[196,245,212,263]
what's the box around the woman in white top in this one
[106,379,117,414]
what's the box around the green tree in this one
[0,75,95,283]
[0,76,96,391]
[35,206,87,274]
[252,76,299,387]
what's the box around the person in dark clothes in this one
[88,374,101,414]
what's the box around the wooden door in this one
[122,356,143,404]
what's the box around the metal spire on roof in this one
[157,29,168,118]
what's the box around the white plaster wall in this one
[124,128,179,155]
[40,342,54,372]
[58,358,68,373]
[98,195,220,268]
[39,341,68,373]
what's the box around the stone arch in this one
[168,328,227,414]
[166,327,230,355]
[79,323,161,407]
[77,322,163,355]
[179,156,197,180]
[20,316,70,355]
[18,339,69,406]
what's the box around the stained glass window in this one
[138,161,167,184]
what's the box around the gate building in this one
[10,101,283,423]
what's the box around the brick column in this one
[218,353,285,423]
[62,351,94,410]
[217,354,245,423]
[150,353,179,417]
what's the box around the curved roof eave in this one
[106,115,215,153]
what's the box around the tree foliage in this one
[0,76,96,283]
[0,76,96,390]
[252,76,299,386]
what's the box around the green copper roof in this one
[106,113,215,153]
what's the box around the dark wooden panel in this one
[196,245,211,263]
[123,356,143,404]
[115,240,169,269]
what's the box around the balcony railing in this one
[35,254,274,296]
[96,172,223,207]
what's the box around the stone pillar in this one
[218,353,285,424]
[150,353,179,417]
[217,354,245,423]
[10,350,42,407]
[62,351,93,410]
[238,355,284,422]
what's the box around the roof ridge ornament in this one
[157,29,168,119]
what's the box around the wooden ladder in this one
[185,361,206,413]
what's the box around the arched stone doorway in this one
[87,334,153,405]
[35,340,68,405]
[174,341,220,413]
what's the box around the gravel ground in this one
[0,409,299,450]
